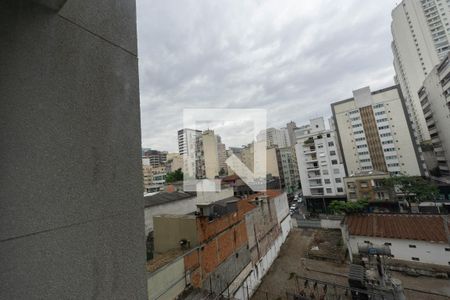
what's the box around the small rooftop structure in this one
[144,191,196,208]
[345,214,450,243]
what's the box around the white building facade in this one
[294,117,346,210]
[391,0,450,142]
[419,53,450,175]
[332,86,424,177]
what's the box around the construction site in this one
[251,228,450,300]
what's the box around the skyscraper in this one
[419,53,450,175]
[391,0,450,142]
[331,86,424,177]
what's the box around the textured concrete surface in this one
[0,0,146,299]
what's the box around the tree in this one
[383,175,439,211]
[329,199,368,215]
[219,167,226,176]
[166,168,183,183]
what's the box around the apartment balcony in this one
[306,165,320,171]
[437,155,447,162]
[310,188,325,196]
[429,127,438,136]
[303,146,316,154]
[438,162,449,172]
[443,78,450,92]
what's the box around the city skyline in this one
[137,0,398,152]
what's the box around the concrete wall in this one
[233,233,284,300]
[147,256,186,300]
[348,235,450,266]
[144,197,197,236]
[0,1,147,298]
[153,215,198,254]
[203,246,252,295]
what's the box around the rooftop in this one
[144,191,196,208]
[345,214,450,243]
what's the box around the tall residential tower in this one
[391,0,450,142]
[331,86,423,177]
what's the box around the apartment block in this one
[177,128,204,179]
[332,86,423,177]
[391,0,450,142]
[294,117,347,210]
[143,149,168,167]
[279,147,301,193]
[257,127,290,148]
[419,53,450,175]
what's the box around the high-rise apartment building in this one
[143,149,168,167]
[286,121,298,146]
[294,117,346,211]
[202,130,221,179]
[391,0,450,142]
[419,53,450,175]
[177,128,204,179]
[257,127,290,148]
[279,147,301,193]
[332,86,424,177]
[178,128,202,156]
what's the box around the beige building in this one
[419,53,450,175]
[391,0,450,142]
[332,86,424,177]
[202,130,220,179]
[344,172,394,203]
[143,163,167,193]
[166,153,184,173]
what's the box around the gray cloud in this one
[137,0,397,152]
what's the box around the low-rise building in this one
[344,172,396,210]
[343,214,450,266]
[143,191,197,237]
[146,190,292,300]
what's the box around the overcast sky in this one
[137,0,398,152]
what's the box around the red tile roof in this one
[345,214,450,243]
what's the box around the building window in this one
[331,159,338,165]
[322,170,329,175]
[324,179,331,184]
[330,150,336,156]
[364,240,370,244]
[384,242,392,246]
[337,187,343,192]
[328,141,334,147]
[335,178,342,183]
[445,248,450,251]
[326,188,332,193]
[412,257,420,261]
[409,244,416,248]
[333,169,340,174]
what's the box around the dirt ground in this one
[252,228,450,300]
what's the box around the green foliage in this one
[383,175,439,210]
[329,199,368,215]
[219,167,226,176]
[165,168,183,183]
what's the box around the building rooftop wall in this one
[144,191,196,208]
